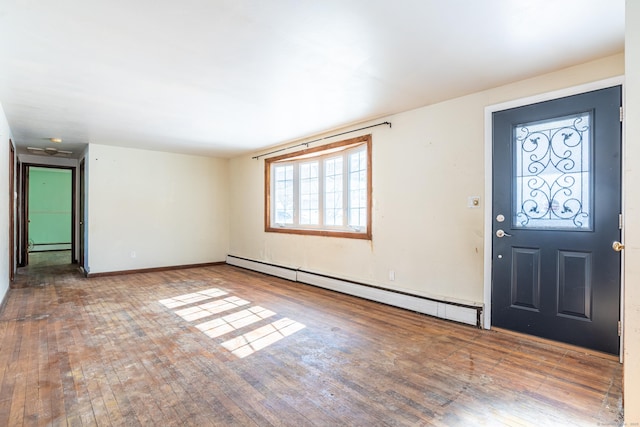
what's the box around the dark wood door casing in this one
[19,163,77,266]
[8,140,15,280]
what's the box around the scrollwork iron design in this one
[515,113,591,229]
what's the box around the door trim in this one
[483,76,625,358]
[79,158,85,272]
[20,164,77,266]
[8,140,15,281]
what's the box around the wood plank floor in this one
[2,257,623,426]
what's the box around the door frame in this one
[483,76,625,358]
[20,163,77,265]
[78,158,85,272]
[8,140,15,281]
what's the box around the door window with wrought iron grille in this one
[514,112,592,230]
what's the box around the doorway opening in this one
[20,164,76,269]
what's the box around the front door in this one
[491,86,622,355]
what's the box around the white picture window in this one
[266,135,371,239]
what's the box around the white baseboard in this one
[226,255,481,327]
[226,255,297,281]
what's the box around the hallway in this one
[11,250,76,289]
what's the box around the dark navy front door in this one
[492,86,622,355]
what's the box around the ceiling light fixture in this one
[27,146,72,156]
[49,137,62,143]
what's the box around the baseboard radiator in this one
[226,255,482,328]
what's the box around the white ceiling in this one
[0,0,624,158]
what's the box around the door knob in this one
[496,229,512,238]
[612,241,625,252]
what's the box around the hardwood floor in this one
[2,259,623,426]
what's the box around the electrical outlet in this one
[131,251,136,258]
[389,270,395,281]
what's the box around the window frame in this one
[265,134,372,240]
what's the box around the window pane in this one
[299,161,319,225]
[348,150,367,227]
[514,112,591,230]
[324,157,343,226]
[350,209,358,225]
[274,164,294,224]
[326,175,334,192]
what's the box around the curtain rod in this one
[251,121,392,160]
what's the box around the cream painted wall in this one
[87,143,229,273]
[229,53,624,306]
[624,0,640,422]
[0,102,12,303]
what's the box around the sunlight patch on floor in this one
[160,289,305,358]
[159,288,228,309]
[221,318,306,358]
[175,296,251,322]
[196,306,276,338]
